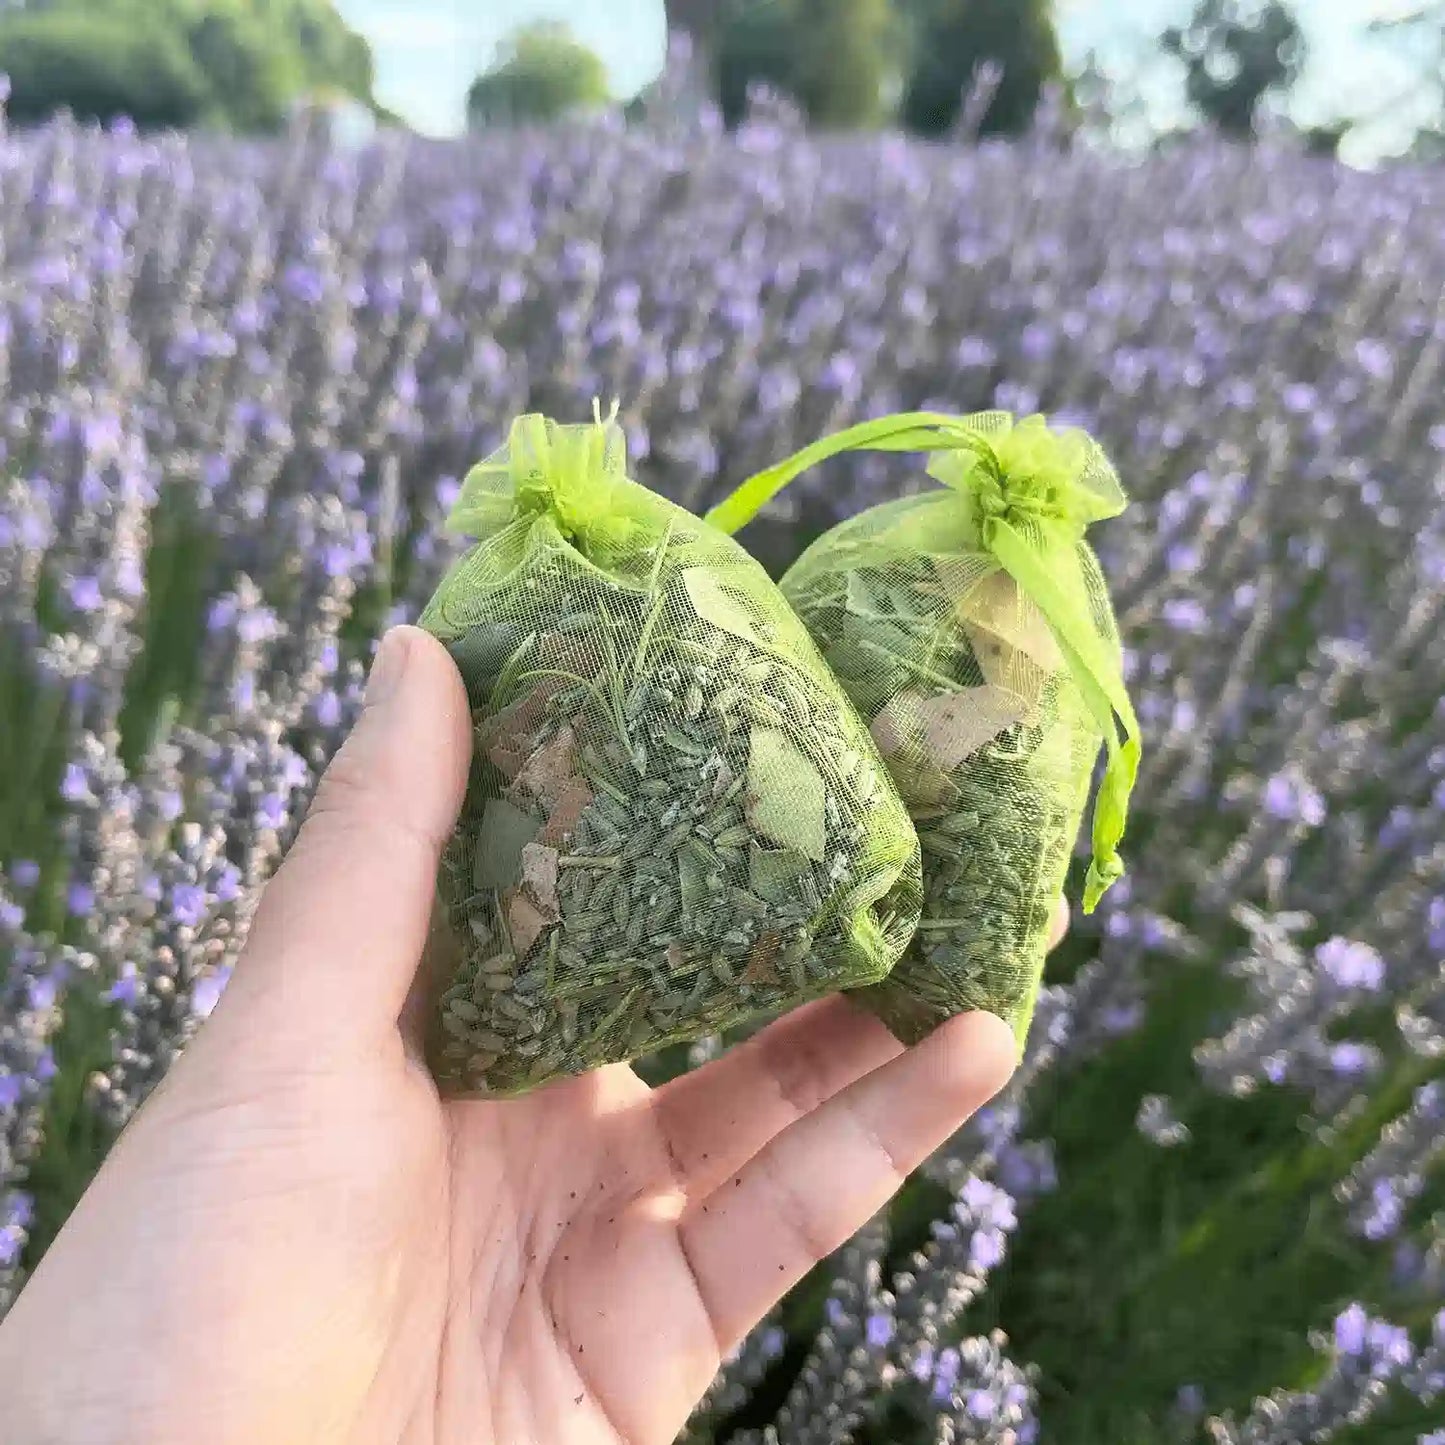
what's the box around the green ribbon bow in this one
[706,410,1140,912]
[444,407,639,552]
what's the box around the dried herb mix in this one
[708,411,1140,1048]
[419,411,922,1096]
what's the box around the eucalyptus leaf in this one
[520,842,560,913]
[682,567,769,646]
[958,572,1064,672]
[845,570,933,625]
[505,891,552,958]
[872,686,1028,773]
[473,797,541,891]
[677,845,709,921]
[745,727,826,861]
[513,723,580,808]
[446,624,528,703]
[749,842,812,905]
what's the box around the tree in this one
[787,0,893,127]
[901,0,1064,138]
[184,5,302,132]
[1070,48,1114,139]
[267,0,376,100]
[1368,6,1445,157]
[467,22,610,128]
[0,0,380,132]
[715,0,894,129]
[1161,0,1306,139]
[1300,119,1352,158]
[715,0,794,125]
[664,0,733,55]
[0,8,211,130]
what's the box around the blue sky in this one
[337,0,1430,159]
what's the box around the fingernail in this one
[365,628,412,707]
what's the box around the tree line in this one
[473,0,1311,143]
[3,0,1441,157]
[477,0,1445,159]
[0,0,382,132]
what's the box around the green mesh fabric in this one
[710,411,1140,1048]
[418,412,922,1097]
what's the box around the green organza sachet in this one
[707,411,1141,1048]
[418,409,921,1097]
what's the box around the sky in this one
[336,0,1434,159]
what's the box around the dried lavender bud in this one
[419,410,920,1097]
[711,411,1139,1047]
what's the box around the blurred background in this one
[4,0,1445,159]
[1,2,1444,1443]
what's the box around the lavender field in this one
[1,100,1444,1444]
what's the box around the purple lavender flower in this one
[969,1229,1007,1271]
[931,1346,961,1403]
[1335,1303,1369,1357]
[1366,1319,1414,1377]
[965,1387,997,1419]
[106,964,142,1008]
[1315,937,1385,992]
[1262,772,1327,825]
[1176,1383,1206,1416]
[65,575,104,613]
[168,884,209,929]
[59,763,91,803]
[1329,1042,1378,1077]
[910,1344,936,1382]
[189,965,233,1020]
[0,1193,29,1269]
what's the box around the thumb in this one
[227,626,472,1044]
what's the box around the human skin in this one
[0,627,1040,1445]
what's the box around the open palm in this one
[0,629,1019,1445]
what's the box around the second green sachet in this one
[709,411,1141,1050]
[419,410,921,1097]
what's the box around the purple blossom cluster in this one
[1336,1081,1444,1242]
[1207,1303,1439,1443]
[2,71,1445,1438]
[0,872,89,1308]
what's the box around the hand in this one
[0,627,1026,1445]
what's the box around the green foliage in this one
[716,0,795,125]
[261,0,375,99]
[0,0,378,133]
[466,22,611,129]
[900,0,1064,138]
[1162,0,1306,139]
[715,0,895,129]
[173,0,377,108]
[1302,120,1352,159]
[1369,7,1445,159]
[183,5,303,132]
[792,0,894,127]
[664,0,733,53]
[987,951,1441,1444]
[0,8,212,130]
[1409,125,1445,161]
